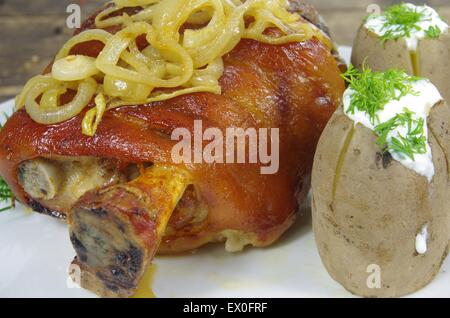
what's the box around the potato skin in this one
[351,26,450,103]
[312,102,450,297]
[352,26,414,74]
[417,35,450,104]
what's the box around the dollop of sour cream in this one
[415,223,429,255]
[364,3,449,51]
[343,79,442,181]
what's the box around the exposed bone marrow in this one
[18,158,62,200]
[19,157,126,217]
[69,165,191,297]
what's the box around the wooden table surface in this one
[1,0,449,103]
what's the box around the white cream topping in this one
[364,3,449,51]
[343,79,442,181]
[415,223,429,255]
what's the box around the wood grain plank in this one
[0,17,72,87]
[0,0,101,16]
[313,0,450,11]
[1,0,447,16]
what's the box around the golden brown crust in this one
[0,3,345,255]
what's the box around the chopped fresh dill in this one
[374,108,427,160]
[425,25,442,38]
[342,66,427,161]
[0,177,14,212]
[0,117,14,212]
[375,3,428,43]
[341,64,419,125]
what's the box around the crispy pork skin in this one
[0,35,345,247]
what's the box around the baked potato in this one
[351,3,450,103]
[312,65,450,297]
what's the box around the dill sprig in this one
[341,64,419,125]
[425,25,442,38]
[0,177,14,212]
[378,3,428,43]
[374,108,427,160]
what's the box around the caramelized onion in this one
[25,77,97,125]
[52,55,100,81]
[82,93,107,136]
[17,0,331,134]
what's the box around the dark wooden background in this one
[0,0,449,103]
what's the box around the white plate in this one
[0,47,449,298]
